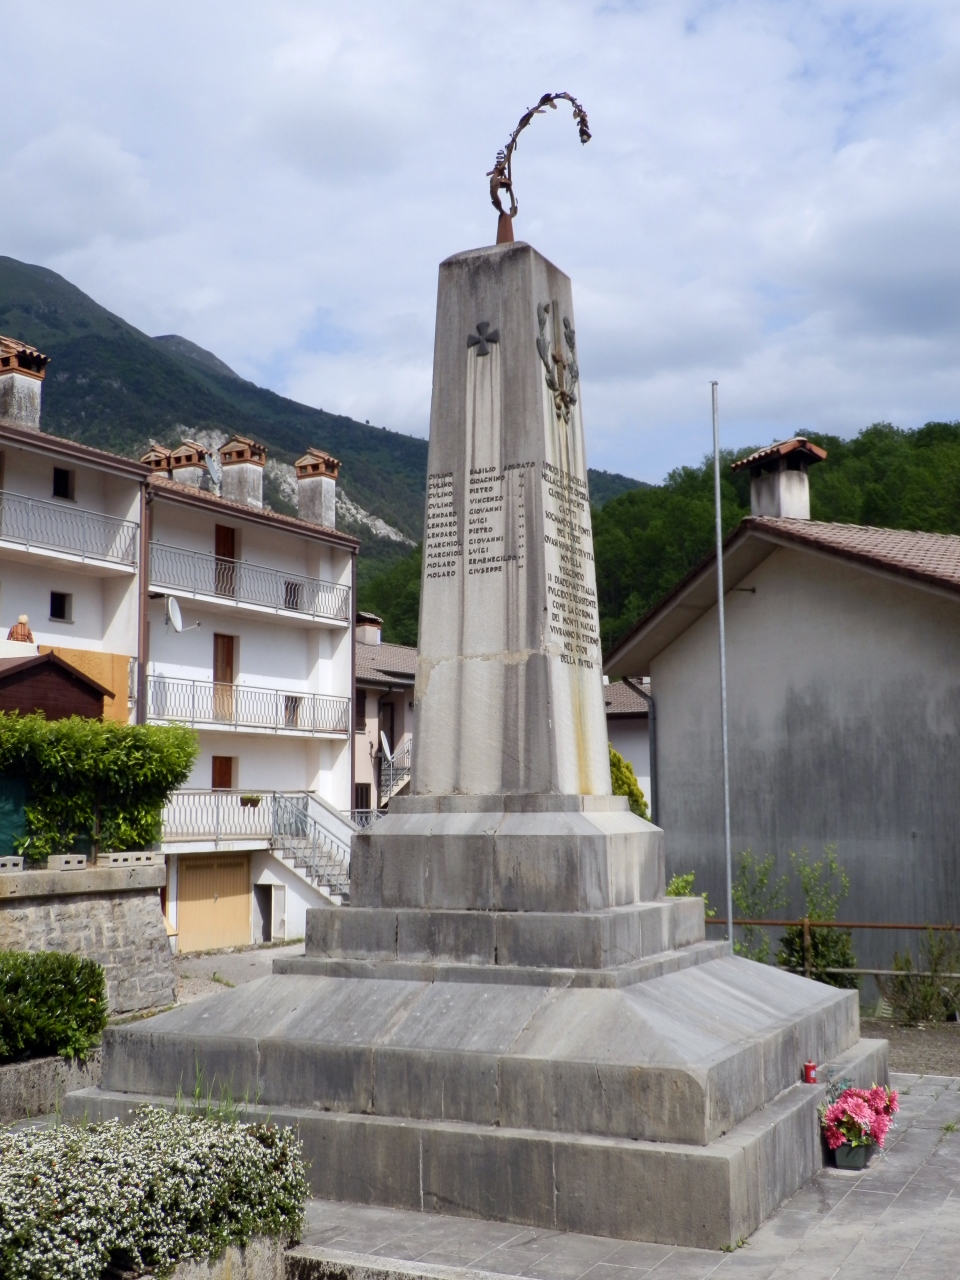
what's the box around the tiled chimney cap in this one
[220,434,266,467]
[141,443,174,471]
[0,335,49,379]
[731,437,827,476]
[296,447,340,480]
[170,440,210,470]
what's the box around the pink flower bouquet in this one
[820,1084,898,1161]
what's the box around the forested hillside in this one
[363,422,960,647]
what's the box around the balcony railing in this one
[162,789,350,894]
[150,544,350,622]
[147,675,350,735]
[380,738,412,802]
[0,491,138,566]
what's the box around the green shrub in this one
[0,951,107,1064]
[732,850,788,963]
[877,929,960,1024]
[776,846,859,988]
[0,713,198,862]
[0,1106,307,1279]
[609,743,649,819]
[666,871,715,917]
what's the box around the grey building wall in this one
[653,544,960,974]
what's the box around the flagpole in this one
[711,381,734,948]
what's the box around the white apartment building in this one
[0,336,358,952]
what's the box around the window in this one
[211,756,234,789]
[49,591,72,622]
[52,468,75,500]
[355,688,367,730]
[354,783,371,811]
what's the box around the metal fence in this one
[150,544,350,621]
[147,676,350,734]
[0,491,138,565]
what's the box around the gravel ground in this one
[862,1015,960,1075]
[173,941,304,1003]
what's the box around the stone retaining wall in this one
[0,865,175,1013]
[0,1050,102,1123]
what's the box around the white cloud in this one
[1,0,960,480]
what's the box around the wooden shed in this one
[0,653,113,720]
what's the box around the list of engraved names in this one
[541,460,600,668]
[425,472,460,579]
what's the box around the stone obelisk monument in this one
[351,241,662,919]
[417,242,607,798]
[68,219,886,1251]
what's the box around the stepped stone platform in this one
[66,809,886,1250]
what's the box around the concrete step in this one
[82,958,859,1146]
[275,939,729,988]
[301,898,705,972]
[63,1035,886,1252]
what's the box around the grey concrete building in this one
[605,440,960,973]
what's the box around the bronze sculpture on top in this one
[66,97,887,1251]
[488,92,591,245]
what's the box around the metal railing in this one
[150,544,350,621]
[351,808,383,829]
[380,738,412,802]
[161,789,351,894]
[274,792,350,895]
[0,490,138,565]
[147,675,350,735]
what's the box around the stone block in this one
[350,805,664,914]
[306,908,398,960]
[373,1047,500,1124]
[420,1121,556,1226]
[397,910,496,965]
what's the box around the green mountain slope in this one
[0,255,429,542]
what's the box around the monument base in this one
[63,799,887,1247]
[63,977,886,1249]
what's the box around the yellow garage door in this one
[177,855,250,952]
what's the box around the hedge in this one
[0,1107,307,1280]
[0,713,197,862]
[0,952,107,1065]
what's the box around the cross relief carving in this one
[467,321,500,356]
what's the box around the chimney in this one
[168,440,211,488]
[356,611,382,645]
[731,437,827,520]
[140,443,173,477]
[219,435,266,508]
[0,336,49,430]
[296,447,339,528]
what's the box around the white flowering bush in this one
[0,1107,306,1280]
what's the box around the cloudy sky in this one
[3,1,960,482]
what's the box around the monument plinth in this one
[66,239,887,1251]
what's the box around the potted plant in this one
[820,1084,898,1168]
[239,794,262,809]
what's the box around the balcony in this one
[147,675,350,736]
[150,543,350,625]
[0,490,138,571]
[161,789,350,894]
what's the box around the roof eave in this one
[149,478,360,551]
[603,526,776,679]
[0,422,151,480]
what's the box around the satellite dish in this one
[165,596,183,632]
[380,730,393,762]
